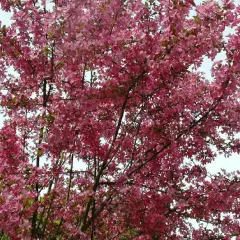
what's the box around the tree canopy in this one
[0,0,240,239]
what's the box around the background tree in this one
[0,0,240,239]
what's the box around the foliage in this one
[0,0,240,239]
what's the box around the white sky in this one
[0,1,239,175]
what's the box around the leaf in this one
[193,15,201,24]
[144,1,149,8]
[53,219,61,225]
[23,197,34,209]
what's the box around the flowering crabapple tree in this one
[0,0,240,239]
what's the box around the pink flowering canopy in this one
[0,0,240,239]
